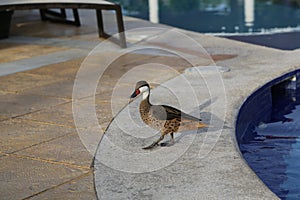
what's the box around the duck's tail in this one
[197,122,208,128]
[179,120,208,132]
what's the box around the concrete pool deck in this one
[94,28,300,199]
[0,9,300,200]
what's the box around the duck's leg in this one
[170,132,175,144]
[160,132,175,147]
[143,134,165,150]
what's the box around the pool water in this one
[237,74,300,200]
[113,0,300,34]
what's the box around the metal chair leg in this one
[96,6,126,48]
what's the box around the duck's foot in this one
[143,135,165,150]
[142,143,158,150]
[160,140,175,147]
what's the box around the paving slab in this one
[28,171,96,200]
[0,43,68,63]
[23,57,84,79]
[0,72,63,93]
[0,155,89,200]
[26,79,76,100]
[20,102,76,128]
[0,49,89,76]
[0,119,74,154]
[3,36,99,50]
[16,133,93,167]
[0,92,67,119]
[20,96,113,127]
[0,115,10,122]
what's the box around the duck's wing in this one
[164,105,202,121]
[180,110,202,121]
[150,105,168,120]
[151,105,201,121]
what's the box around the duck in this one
[130,80,207,149]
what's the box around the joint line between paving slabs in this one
[0,150,91,171]
[21,170,93,200]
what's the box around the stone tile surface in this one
[20,96,116,132]
[0,119,74,153]
[28,172,95,200]
[0,92,67,118]
[16,133,93,167]
[26,79,76,100]
[0,72,63,93]
[21,102,76,127]
[23,58,83,79]
[0,155,88,200]
[0,43,68,63]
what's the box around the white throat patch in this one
[139,86,150,100]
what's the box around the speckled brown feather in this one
[139,98,206,134]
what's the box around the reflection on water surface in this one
[113,0,300,34]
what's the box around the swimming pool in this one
[113,0,300,35]
[113,0,300,50]
[236,70,300,200]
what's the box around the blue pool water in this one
[237,72,300,200]
[113,0,300,50]
[114,0,300,34]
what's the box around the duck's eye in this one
[135,89,140,95]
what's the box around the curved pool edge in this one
[235,68,300,199]
[235,69,300,144]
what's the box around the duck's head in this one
[130,80,150,100]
